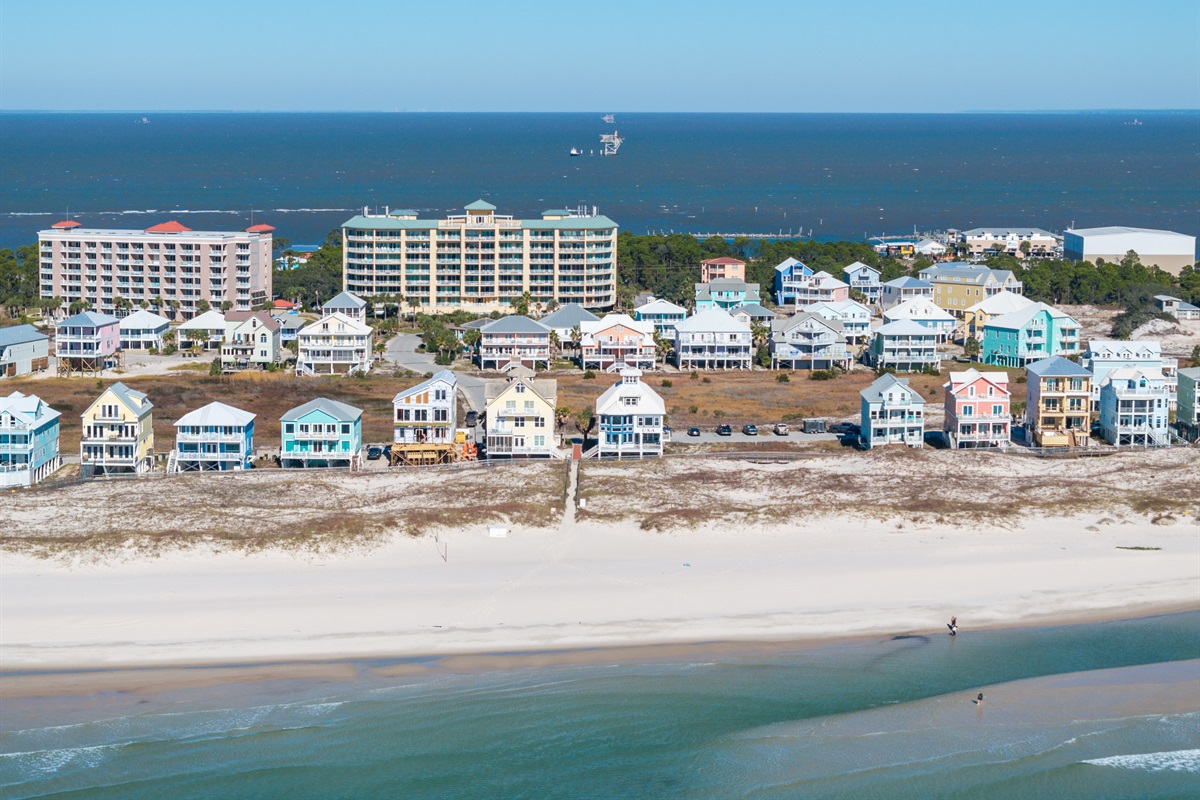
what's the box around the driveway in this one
[679,431,839,445]
[382,333,487,413]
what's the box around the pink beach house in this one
[943,369,1011,449]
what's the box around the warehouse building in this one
[1063,227,1195,275]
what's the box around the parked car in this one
[367,445,383,460]
[465,410,479,427]
[742,424,758,436]
[773,423,789,436]
[687,426,701,437]
[716,424,733,436]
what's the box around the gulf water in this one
[1,112,1198,248]
[2,613,1198,799]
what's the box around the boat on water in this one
[137,117,150,124]
[569,147,583,157]
[602,113,615,124]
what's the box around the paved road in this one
[677,431,841,445]
[382,333,487,412]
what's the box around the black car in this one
[465,410,479,427]
[716,424,733,436]
[687,426,701,437]
[742,424,758,436]
[367,445,384,460]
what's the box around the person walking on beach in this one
[975,692,983,705]
[947,615,958,636]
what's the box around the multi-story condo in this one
[80,381,154,475]
[882,298,956,341]
[870,320,940,372]
[878,276,934,310]
[1098,368,1171,447]
[118,309,170,350]
[1025,355,1093,448]
[39,219,273,317]
[0,391,61,487]
[172,401,256,472]
[1176,367,1200,442]
[296,312,373,375]
[959,228,1059,256]
[806,299,872,344]
[673,309,753,370]
[580,314,657,371]
[769,313,851,370]
[700,257,746,283]
[918,263,1023,314]
[943,369,1011,449]
[178,310,226,350]
[392,370,458,464]
[0,325,50,379]
[860,374,925,450]
[694,279,761,311]
[842,261,881,305]
[963,290,1034,339]
[478,315,553,370]
[981,303,1081,368]
[1084,340,1178,411]
[221,311,282,370]
[596,369,665,458]
[341,202,618,312]
[634,297,688,335]
[279,398,363,468]
[773,258,850,307]
[55,310,122,375]
[484,372,558,459]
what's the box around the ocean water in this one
[2,613,1198,799]
[1,112,1198,248]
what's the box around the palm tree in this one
[751,322,770,350]
[407,296,420,326]
[569,324,582,355]
[549,330,562,359]
[189,328,209,355]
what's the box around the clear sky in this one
[2,0,1198,112]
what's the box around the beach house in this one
[1153,295,1200,321]
[981,303,1081,368]
[860,374,926,450]
[673,308,753,370]
[55,310,121,374]
[878,276,934,310]
[1176,367,1200,442]
[773,261,850,308]
[117,309,171,351]
[1025,356,1093,448]
[0,325,50,378]
[478,315,553,370]
[842,262,881,305]
[172,401,256,472]
[177,310,225,350]
[221,311,282,370]
[0,391,61,487]
[918,263,1024,314]
[633,297,688,335]
[963,290,1034,339]
[769,313,851,370]
[279,398,363,468]
[700,256,746,283]
[1084,340,1177,411]
[275,314,305,345]
[806,299,872,344]
[296,312,374,375]
[869,320,939,372]
[392,369,458,455]
[595,368,665,458]
[483,372,558,458]
[322,291,368,323]
[943,369,1011,449]
[80,381,154,475]
[694,278,761,311]
[774,257,812,305]
[539,304,601,344]
[580,314,657,371]
[731,303,776,328]
[881,298,956,341]
[1098,368,1171,447]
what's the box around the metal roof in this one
[392,369,457,404]
[0,390,60,427]
[882,276,932,289]
[323,291,367,309]
[178,310,226,330]
[97,381,152,416]
[984,302,1076,331]
[0,324,48,348]
[481,315,552,335]
[674,308,750,333]
[860,373,920,403]
[118,309,171,330]
[175,401,256,428]
[281,397,362,422]
[539,304,600,329]
[57,310,119,328]
[1026,355,1091,377]
[464,199,497,211]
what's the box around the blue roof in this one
[281,397,362,423]
[0,324,48,348]
[464,199,497,211]
[1026,355,1092,377]
[884,276,933,289]
[58,310,119,327]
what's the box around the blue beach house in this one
[173,401,256,472]
[981,302,1082,368]
[773,257,814,305]
[694,279,760,311]
[0,391,61,487]
[280,398,363,468]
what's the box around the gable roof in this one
[581,313,654,335]
[807,299,871,318]
[540,304,600,329]
[965,290,1035,316]
[1026,355,1091,378]
[118,309,171,329]
[635,298,688,316]
[96,381,152,416]
[281,397,362,422]
[882,276,932,290]
[861,373,921,403]
[227,311,281,332]
[773,256,811,274]
[393,369,457,404]
[883,298,955,323]
[300,311,372,335]
[481,315,551,335]
[674,308,750,334]
[1085,339,1162,359]
[57,310,120,328]
[875,319,937,337]
[0,391,60,427]
[274,314,306,332]
[595,372,666,416]
[175,401,256,428]
[0,324,48,349]
[771,312,843,335]
[945,368,1009,395]
[322,291,367,310]
[179,310,227,330]
[731,303,776,320]
[985,302,1076,331]
[842,260,879,276]
[919,263,1018,286]
[484,376,558,404]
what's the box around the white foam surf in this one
[1081,748,1200,773]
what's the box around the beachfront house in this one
[881,298,956,341]
[633,297,688,336]
[117,309,170,351]
[943,369,1011,449]
[1098,367,1171,447]
[392,369,458,447]
[540,304,601,345]
[878,276,934,310]
[694,278,761,312]
[55,310,122,373]
[322,291,368,323]
[700,256,746,283]
[580,314,657,371]
[1083,340,1177,411]
[296,312,374,375]
[1025,355,1093,448]
[484,372,558,459]
[918,263,1024,314]
[981,303,1081,368]
[178,310,226,350]
[0,325,50,379]
[221,311,282,370]
[1154,295,1200,321]
[842,262,881,305]
[275,314,305,344]
[1176,367,1200,442]
[0,391,61,487]
[806,299,872,344]
[478,315,553,370]
[769,313,851,370]
[80,381,154,475]
[673,308,753,370]
[860,374,925,450]
[595,368,665,458]
[869,320,939,372]
[279,398,364,468]
[172,401,256,472]
[963,290,1034,339]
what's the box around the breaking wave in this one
[1081,748,1200,773]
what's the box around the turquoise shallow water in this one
[2,613,1198,799]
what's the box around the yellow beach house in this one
[1024,355,1092,448]
[81,381,155,475]
[484,368,558,458]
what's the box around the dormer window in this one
[515,383,526,394]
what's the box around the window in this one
[623,396,638,407]
[534,435,545,447]
[341,424,351,435]
[515,383,526,394]
[535,416,546,428]
[992,405,1004,416]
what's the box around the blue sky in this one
[2,0,1198,111]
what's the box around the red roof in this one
[273,299,297,309]
[701,256,746,265]
[144,220,192,233]
[51,220,82,229]
[245,224,275,232]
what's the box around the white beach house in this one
[860,374,926,450]
[596,369,665,458]
[673,308,753,370]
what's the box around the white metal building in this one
[1063,227,1195,275]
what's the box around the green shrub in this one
[688,405,698,414]
[701,376,711,384]
[583,370,596,380]
[776,373,790,383]
[690,370,699,379]
[162,344,178,356]
[661,379,673,388]
[809,369,837,381]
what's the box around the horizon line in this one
[2,108,1198,115]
